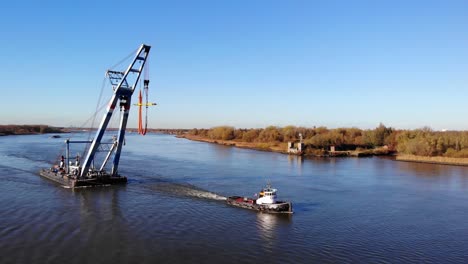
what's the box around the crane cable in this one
[137,85,148,135]
[51,49,143,165]
[137,60,155,135]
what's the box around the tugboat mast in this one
[80,44,151,178]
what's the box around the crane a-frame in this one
[39,44,152,188]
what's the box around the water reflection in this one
[287,155,303,175]
[256,213,291,252]
[391,160,468,191]
[211,144,234,159]
[74,187,124,224]
[396,161,468,178]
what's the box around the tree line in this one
[187,124,468,158]
[0,125,63,136]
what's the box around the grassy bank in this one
[179,134,391,157]
[178,134,288,153]
[181,134,468,166]
[396,154,468,166]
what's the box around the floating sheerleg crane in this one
[39,44,152,188]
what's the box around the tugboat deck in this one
[226,196,293,214]
[226,184,293,214]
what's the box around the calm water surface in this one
[1,133,468,263]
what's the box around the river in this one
[1,133,468,263]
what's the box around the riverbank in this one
[179,134,468,166]
[177,134,288,153]
[396,154,468,166]
[178,134,391,157]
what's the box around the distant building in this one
[287,133,304,154]
[288,142,304,154]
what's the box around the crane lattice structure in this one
[79,44,151,178]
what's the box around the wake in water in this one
[147,182,227,201]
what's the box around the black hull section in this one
[39,169,127,188]
[226,196,293,214]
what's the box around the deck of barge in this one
[39,169,127,188]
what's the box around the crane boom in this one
[80,44,151,178]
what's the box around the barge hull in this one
[39,169,127,188]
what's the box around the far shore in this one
[178,134,468,167]
[178,134,391,157]
[177,134,287,153]
[0,125,65,136]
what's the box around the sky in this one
[0,0,467,130]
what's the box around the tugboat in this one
[226,184,293,214]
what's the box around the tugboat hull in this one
[39,169,127,188]
[226,196,293,214]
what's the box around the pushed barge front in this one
[39,168,127,188]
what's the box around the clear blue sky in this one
[1,0,467,130]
